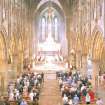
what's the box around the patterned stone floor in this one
[39,72,63,105]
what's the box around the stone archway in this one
[17,37,24,74]
[81,29,89,55]
[9,35,16,63]
[99,47,105,73]
[91,26,104,87]
[33,1,67,57]
[0,31,6,65]
[92,29,104,61]
[0,30,7,95]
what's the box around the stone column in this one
[76,51,81,71]
[91,60,99,89]
[70,52,76,70]
[66,16,71,66]
[17,50,24,74]
[10,54,18,79]
[81,54,87,76]
[0,61,10,95]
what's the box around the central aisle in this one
[39,72,63,105]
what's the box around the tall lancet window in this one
[41,16,46,41]
[54,17,58,41]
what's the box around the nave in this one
[0,0,105,105]
[0,69,104,105]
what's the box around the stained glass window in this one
[41,17,46,41]
[54,17,58,41]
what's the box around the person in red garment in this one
[88,90,95,103]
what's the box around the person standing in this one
[73,95,79,105]
[96,98,103,105]
[41,72,44,82]
[86,93,91,104]
[63,94,68,105]
[20,99,27,105]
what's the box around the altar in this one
[33,36,67,71]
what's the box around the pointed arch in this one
[0,25,8,64]
[99,47,105,72]
[75,33,82,52]
[0,31,6,64]
[91,26,104,61]
[81,28,89,55]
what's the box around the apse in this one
[37,7,63,43]
[33,1,68,58]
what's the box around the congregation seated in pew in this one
[57,71,95,105]
[5,72,44,105]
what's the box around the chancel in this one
[37,1,64,71]
[38,4,61,53]
[0,0,105,105]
